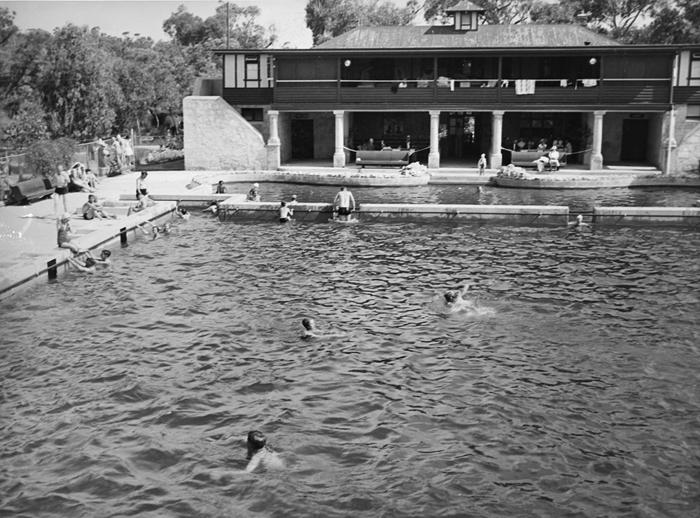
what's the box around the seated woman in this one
[56,213,83,254]
[69,163,94,192]
[127,192,154,215]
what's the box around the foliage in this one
[0,6,17,46]
[572,0,655,41]
[627,0,700,44]
[305,0,418,45]
[26,137,77,177]
[1,92,48,149]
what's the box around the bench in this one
[509,150,567,169]
[8,177,55,205]
[356,149,412,167]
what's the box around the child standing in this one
[477,153,487,176]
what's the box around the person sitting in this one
[548,146,561,171]
[84,168,97,190]
[82,194,115,220]
[246,183,260,201]
[127,192,154,215]
[69,163,93,192]
[537,140,547,153]
[56,213,83,254]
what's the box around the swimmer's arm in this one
[245,454,262,473]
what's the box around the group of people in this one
[97,134,135,176]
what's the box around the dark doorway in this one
[620,119,649,162]
[291,119,314,159]
[438,112,488,161]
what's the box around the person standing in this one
[333,185,356,221]
[279,201,292,223]
[136,171,148,197]
[53,165,70,215]
[215,180,227,194]
[477,153,487,176]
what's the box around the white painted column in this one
[267,110,281,169]
[591,110,605,170]
[489,110,504,169]
[428,110,440,169]
[333,110,345,167]
[268,110,280,145]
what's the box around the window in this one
[459,13,475,30]
[245,55,260,87]
[241,108,263,122]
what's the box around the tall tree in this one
[37,25,119,139]
[571,0,654,41]
[305,0,418,46]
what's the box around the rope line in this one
[500,147,592,155]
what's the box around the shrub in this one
[26,137,78,177]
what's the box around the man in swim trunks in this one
[443,284,475,313]
[136,171,148,197]
[333,186,356,221]
[279,201,292,223]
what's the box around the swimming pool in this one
[1,212,699,516]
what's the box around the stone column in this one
[267,110,280,169]
[591,110,605,170]
[333,110,345,167]
[428,110,440,169]
[490,110,504,169]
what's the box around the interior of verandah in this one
[276,109,663,170]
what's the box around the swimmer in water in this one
[176,206,190,221]
[245,430,284,473]
[442,284,476,313]
[568,214,589,228]
[301,317,345,340]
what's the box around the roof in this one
[314,24,620,49]
[445,1,484,12]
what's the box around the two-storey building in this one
[184,1,700,173]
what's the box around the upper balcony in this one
[221,52,676,111]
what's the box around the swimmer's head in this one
[253,183,259,188]
[281,201,286,207]
[247,430,267,457]
[444,291,457,304]
[100,250,111,259]
[576,214,583,223]
[85,257,96,268]
[302,318,315,330]
[291,195,297,200]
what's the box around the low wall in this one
[217,201,569,226]
[593,206,700,226]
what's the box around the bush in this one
[26,137,78,177]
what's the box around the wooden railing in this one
[257,77,673,107]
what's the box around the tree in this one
[37,25,119,140]
[26,137,77,177]
[628,0,700,44]
[0,6,17,46]
[305,0,418,46]
[569,0,655,41]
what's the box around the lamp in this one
[344,59,352,67]
[589,57,597,65]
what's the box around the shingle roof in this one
[314,24,619,49]
[445,1,484,12]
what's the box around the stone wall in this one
[183,96,268,170]
[675,105,700,174]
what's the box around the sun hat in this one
[61,212,71,221]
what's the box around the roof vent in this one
[445,1,485,32]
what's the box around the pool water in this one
[1,211,699,516]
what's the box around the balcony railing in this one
[265,77,672,107]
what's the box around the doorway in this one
[620,119,649,162]
[291,119,314,159]
[439,112,488,162]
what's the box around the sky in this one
[2,0,316,48]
